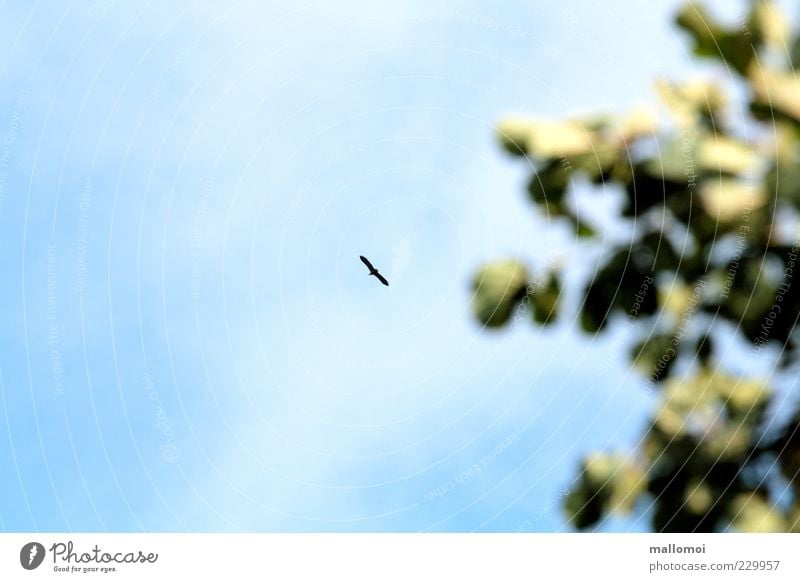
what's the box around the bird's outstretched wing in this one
[374,272,389,286]
[359,255,375,271]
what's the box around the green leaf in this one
[792,34,800,68]
[731,493,787,532]
[643,137,696,182]
[575,220,595,238]
[675,4,724,58]
[695,333,713,364]
[676,3,758,75]
[527,160,570,213]
[565,484,606,530]
[640,233,680,271]
[471,260,530,328]
[655,78,727,128]
[766,158,800,206]
[531,273,561,325]
[748,1,789,51]
[716,31,758,76]
[632,334,678,383]
[749,66,800,124]
[496,118,533,156]
[581,250,657,332]
[699,179,766,223]
[697,135,759,176]
[526,119,595,158]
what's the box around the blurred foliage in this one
[474,0,800,532]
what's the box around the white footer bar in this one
[1,533,797,581]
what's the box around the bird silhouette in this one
[360,255,389,286]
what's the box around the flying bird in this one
[360,255,389,286]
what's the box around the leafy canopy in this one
[473,0,800,532]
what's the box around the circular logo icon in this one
[19,542,45,570]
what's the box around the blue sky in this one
[0,0,753,532]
